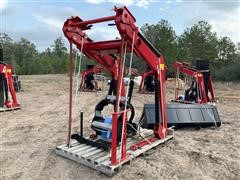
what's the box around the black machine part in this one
[0,49,3,62]
[143,65,155,92]
[86,64,94,70]
[12,74,21,92]
[140,102,221,129]
[0,73,9,107]
[85,73,95,90]
[194,59,209,71]
[84,64,95,90]
[127,80,134,103]
[71,134,109,150]
[0,74,5,107]
[91,79,137,143]
[91,97,136,143]
[184,81,198,102]
[145,75,155,92]
[184,69,211,103]
[108,79,116,95]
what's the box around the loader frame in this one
[173,61,215,104]
[0,61,20,111]
[57,6,173,175]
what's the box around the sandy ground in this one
[1,74,240,180]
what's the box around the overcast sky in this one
[1,0,239,51]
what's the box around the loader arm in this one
[63,6,168,139]
[173,61,215,103]
[63,7,171,167]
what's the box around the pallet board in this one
[0,106,20,112]
[56,129,174,176]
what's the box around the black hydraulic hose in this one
[108,79,116,95]
[93,98,135,124]
[3,77,8,102]
[107,79,113,95]
[80,111,83,137]
[203,71,210,98]
[0,75,4,107]
[128,103,135,124]
[128,80,134,104]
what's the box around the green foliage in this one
[0,18,239,82]
[217,36,237,63]
[0,33,14,65]
[212,61,240,81]
[141,20,179,77]
[52,37,67,57]
[13,38,38,74]
[0,35,70,75]
[178,21,218,62]
[0,34,96,75]
[141,20,239,81]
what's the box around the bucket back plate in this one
[141,103,221,129]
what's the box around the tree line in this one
[140,20,239,81]
[0,20,239,81]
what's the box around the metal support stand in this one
[67,41,73,147]
[80,111,83,137]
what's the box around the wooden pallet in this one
[56,129,174,176]
[0,106,20,112]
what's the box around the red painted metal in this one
[173,61,215,104]
[67,42,73,146]
[114,38,127,162]
[121,109,127,159]
[111,109,131,164]
[115,39,125,112]
[130,137,157,151]
[208,76,215,100]
[79,65,106,91]
[84,40,122,51]
[0,62,20,109]
[63,6,169,165]
[154,56,167,139]
[71,15,115,28]
[111,112,118,165]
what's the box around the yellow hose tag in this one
[160,64,165,70]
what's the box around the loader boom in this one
[63,6,168,139]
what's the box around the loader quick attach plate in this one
[141,103,221,129]
[56,129,173,176]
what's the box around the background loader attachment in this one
[0,49,20,111]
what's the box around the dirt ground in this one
[1,74,240,180]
